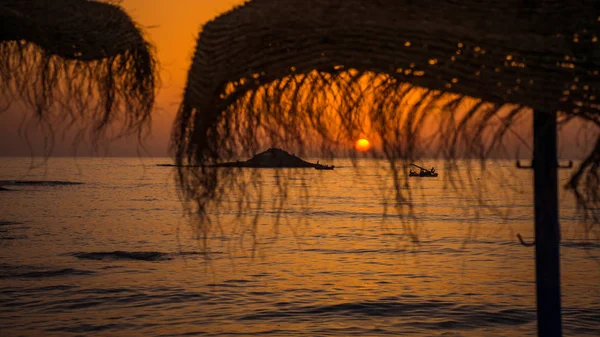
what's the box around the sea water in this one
[0,157,598,336]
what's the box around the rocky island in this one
[159,148,334,169]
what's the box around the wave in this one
[0,221,24,226]
[0,236,27,241]
[45,323,133,333]
[0,180,83,187]
[238,300,537,329]
[72,251,173,261]
[302,248,408,254]
[70,250,222,262]
[0,221,28,241]
[179,251,223,256]
[11,269,95,279]
[0,264,95,279]
[130,198,160,202]
[563,307,600,335]
[561,241,600,250]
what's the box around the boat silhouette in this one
[409,164,438,177]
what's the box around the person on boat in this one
[431,167,435,174]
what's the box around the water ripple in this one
[0,180,84,186]
[0,221,24,226]
[0,264,94,279]
[302,248,407,254]
[561,241,600,250]
[238,300,537,329]
[8,268,95,279]
[45,323,135,333]
[70,251,223,262]
[72,251,173,261]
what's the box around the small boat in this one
[409,163,438,177]
[314,164,335,170]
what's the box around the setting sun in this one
[355,138,371,152]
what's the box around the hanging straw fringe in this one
[174,0,599,243]
[0,0,158,152]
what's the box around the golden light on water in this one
[0,157,598,336]
[355,138,372,152]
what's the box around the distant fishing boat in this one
[409,163,438,177]
[315,164,335,170]
[314,161,335,170]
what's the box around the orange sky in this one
[115,0,248,156]
[0,0,596,158]
[121,0,245,104]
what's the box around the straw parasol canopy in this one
[0,0,157,148]
[175,0,599,224]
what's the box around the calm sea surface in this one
[0,157,598,336]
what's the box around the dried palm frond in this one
[174,0,600,244]
[0,0,158,153]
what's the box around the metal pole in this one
[533,110,562,336]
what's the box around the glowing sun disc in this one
[355,138,371,152]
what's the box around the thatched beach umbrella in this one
[0,0,157,148]
[175,1,600,336]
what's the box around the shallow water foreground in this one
[0,157,598,336]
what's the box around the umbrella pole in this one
[533,110,562,336]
